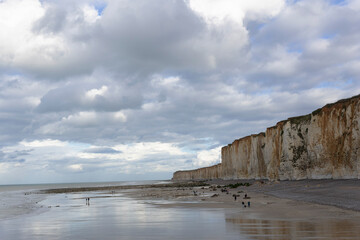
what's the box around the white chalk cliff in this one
[173,95,360,180]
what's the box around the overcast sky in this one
[0,0,360,184]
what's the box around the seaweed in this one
[39,181,210,194]
[224,182,251,188]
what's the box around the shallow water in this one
[0,181,166,221]
[1,183,360,240]
[0,192,240,240]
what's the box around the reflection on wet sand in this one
[225,215,360,240]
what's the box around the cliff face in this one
[173,95,360,181]
[173,164,222,180]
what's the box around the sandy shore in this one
[3,180,360,239]
[35,179,360,222]
[207,179,360,211]
[121,179,360,221]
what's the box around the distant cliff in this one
[173,164,222,180]
[173,94,360,181]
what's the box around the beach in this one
[123,179,360,239]
[1,179,360,239]
[123,179,360,219]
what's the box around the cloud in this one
[83,147,121,154]
[193,147,221,167]
[0,139,219,183]
[0,0,254,78]
[67,164,84,172]
[36,80,143,113]
[0,149,30,163]
[1,0,360,183]
[188,0,285,25]
[246,0,360,90]
[20,139,67,147]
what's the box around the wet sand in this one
[117,179,360,239]
[38,179,360,218]
[122,179,360,221]
[208,179,360,211]
[122,186,360,239]
[2,179,360,239]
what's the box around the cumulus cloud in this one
[246,0,360,90]
[68,164,84,172]
[189,0,285,25]
[193,147,221,167]
[83,147,121,154]
[1,0,360,183]
[20,139,67,147]
[0,149,30,163]
[36,81,142,113]
[0,139,219,183]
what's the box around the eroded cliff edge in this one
[173,94,360,181]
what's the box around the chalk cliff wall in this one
[173,164,222,180]
[173,95,360,180]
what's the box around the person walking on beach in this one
[248,201,250,208]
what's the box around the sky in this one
[0,0,360,184]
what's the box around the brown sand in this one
[38,179,360,221]
[35,179,360,239]
[207,179,360,211]
[121,179,360,221]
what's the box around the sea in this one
[1,181,359,240]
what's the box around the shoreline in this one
[206,179,360,212]
[6,178,358,222]
[120,179,360,221]
[35,179,360,212]
[2,178,360,240]
[2,179,360,239]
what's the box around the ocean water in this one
[0,181,164,221]
[1,181,360,240]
